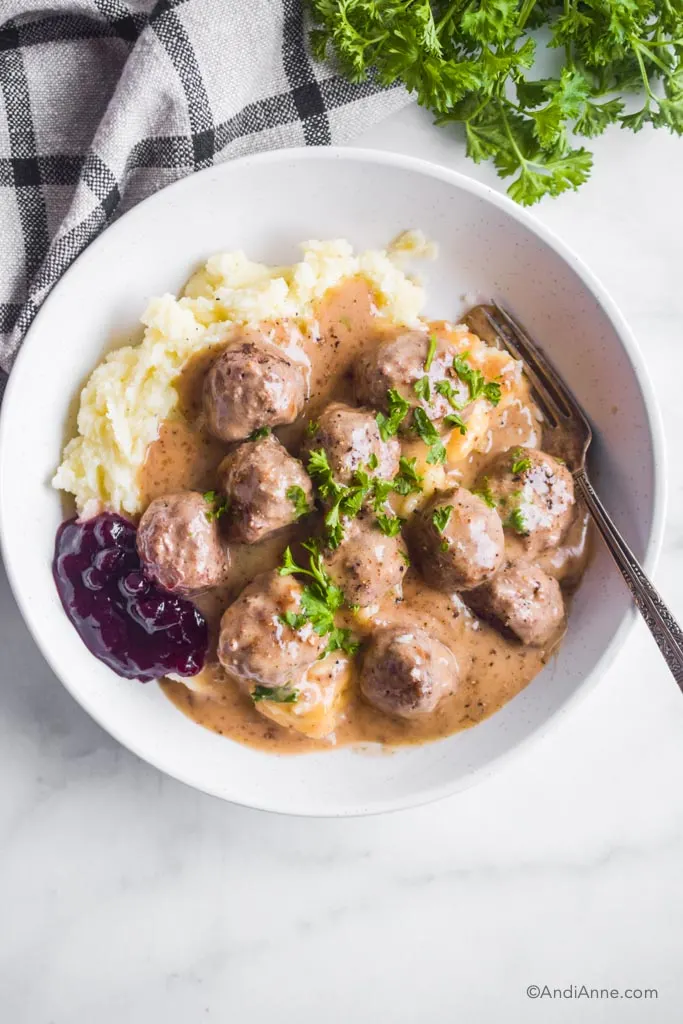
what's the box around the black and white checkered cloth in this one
[0,0,410,399]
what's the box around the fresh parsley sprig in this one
[309,0,683,205]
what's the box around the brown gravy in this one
[139,278,590,753]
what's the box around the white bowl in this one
[0,148,665,816]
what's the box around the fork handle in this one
[574,470,683,689]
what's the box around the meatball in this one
[302,402,400,486]
[217,570,326,688]
[409,488,505,592]
[218,434,312,544]
[354,329,468,430]
[359,626,460,719]
[476,447,575,554]
[137,491,229,595]
[466,561,565,647]
[203,332,307,442]
[323,515,408,608]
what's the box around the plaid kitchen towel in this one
[0,0,410,398]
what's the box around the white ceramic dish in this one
[0,148,665,816]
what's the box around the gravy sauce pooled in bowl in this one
[52,232,591,755]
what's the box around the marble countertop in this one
[2,107,683,1023]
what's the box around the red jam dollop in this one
[53,513,208,681]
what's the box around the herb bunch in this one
[308,0,683,204]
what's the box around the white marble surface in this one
[2,107,683,1023]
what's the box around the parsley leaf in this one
[305,419,320,437]
[510,449,532,475]
[287,485,311,520]
[325,627,361,657]
[444,412,467,435]
[413,376,431,403]
[504,507,529,535]
[424,333,438,371]
[376,388,410,441]
[413,407,447,465]
[252,685,299,704]
[435,378,467,411]
[453,353,501,406]
[376,512,404,537]
[472,477,497,509]
[279,610,309,631]
[432,504,453,534]
[203,490,228,523]
[392,456,424,496]
[248,426,271,441]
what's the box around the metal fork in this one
[481,303,683,689]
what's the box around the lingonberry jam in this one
[53,513,208,681]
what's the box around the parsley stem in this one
[631,43,656,105]
[436,0,461,34]
[497,98,530,174]
[517,0,538,31]
[563,0,573,69]
[631,37,672,76]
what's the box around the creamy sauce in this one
[139,278,591,753]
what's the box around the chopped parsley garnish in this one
[279,610,309,630]
[424,333,438,372]
[376,388,410,441]
[203,490,228,522]
[504,507,529,535]
[472,477,497,509]
[252,685,299,704]
[435,378,467,411]
[307,448,403,547]
[248,426,271,441]
[305,419,320,437]
[453,353,502,406]
[399,549,411,567]
[413,375,431,403]
[367,452,379,470]
[326,627,361,656]
[286,485,311,520]
[510,449,532,475]
[413,407,446,465]
[307,448,363,547]
[369,476,394,510]
[431,504,453,534]
[444,412,467,436]
[376,512,404,537]
[279,543,359,655]
[392,456,423,496]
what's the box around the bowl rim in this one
[0,146,667,816]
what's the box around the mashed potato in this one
[53,233,432,516]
